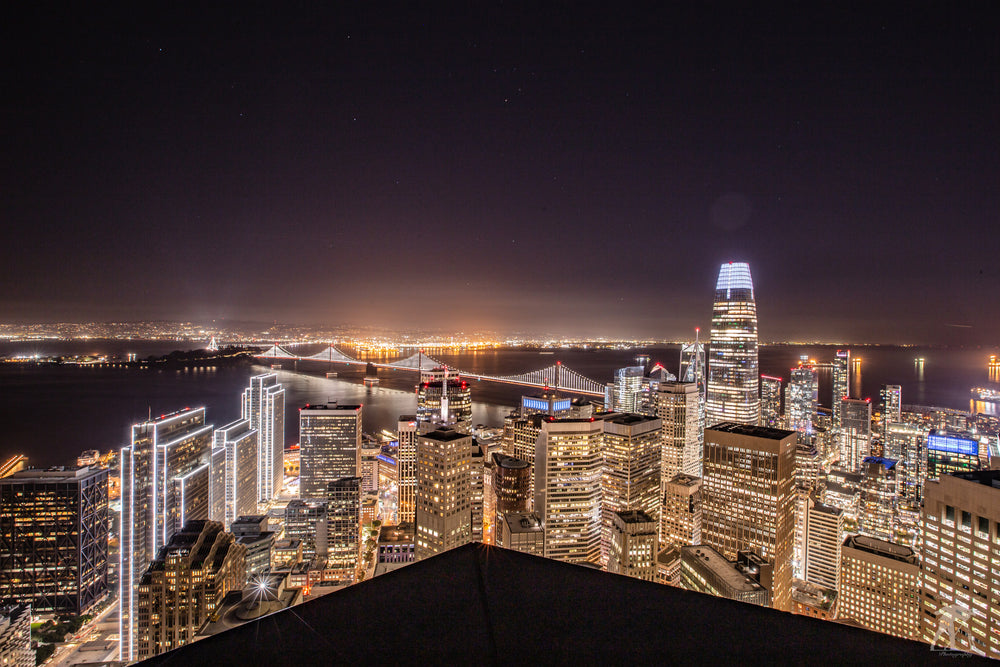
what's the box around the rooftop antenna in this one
[440,365,449,424]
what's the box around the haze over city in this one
[2,5,996,343]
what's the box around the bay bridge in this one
[255,344,606,397]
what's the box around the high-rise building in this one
[805,498,844,591]
[786,363,818,437]
[839,535,920,641]
[229,515,275,578]
[242,374,285,504]
[921,471,1000,656]
[659,473,701,552]
[326,477,361,584]
[702,423,796,612]
[600,414,661,564]
[706,262,760,426]
[831,350,851,427]
[0,605,31,667]
[654,382,702,479]
[534,417,604,565]
[134,520,246,660]
[213,419,258,529]
[299,403,362,499]
[492,454,531,523]
[885,422,929,510]
[926,430,981,480]
[679,334,706,402]
[120,408,213,662]
[284,499,328,559]
[416,379,472,428]
[502,413,546,490]
[605,366,645,413]
[880,384,902,440]
[470,443,485,544]
[396,416,418,524]
[607,510,657,581]
[858,456,898,542]
[760,375,782,428]
[0,467,108,615]
[415,427,473,560]
[839,398,872,472]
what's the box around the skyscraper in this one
[605,366,645,413]
[839,398,872,472]
[213,419,258,529]
[706,262,760,426]
[600,414,661,565]
[702,422,796,612]
[242,374,285,504]
[654,382,702,479]
[396,416,418,524]
[326,477,361,584]
[679,332,706,401]
[831,350,851,427]
[299,403,362,499]
[416,379,472,428]
[120,407,213,662]
[786,363,818,437]
[415,427,473,560]
[760,375,782,428]
[839,535,921,641]
[879,384,902,440]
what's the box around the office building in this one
[786,363,818,437]
[679,335,706,401]
[839,398,872,472]
[0,467,108,615]
[927,430,981,480]
[659,473,701,551]
[702,423,796,612]
[832,350,851,427]
[605,366,645,413]
[885,422,929,514]
[680,546,770,607]
[534,417,605,565]
[284,499,328,559]
[921,471,1000,657]
[492,454,531,522]
[135,520,246,660]
[415,427,473,560]
[242,374,285,504]
[858,457,898,542]
[880,384,902,439]
[501,413,546,490]
[607,510,657,581]
[654,382,702,479]
[374,523,415,577]
[805,499,844,590]
[213,419,258,529]
[230,515,275,578]
[326,477,361,584]
[839,535,920,641]
[397,416,418,524]
[120,408,213,662]
[498,512,545,556]
[0,605,31,667]
[299,403,362,499]
[706,262,760,426]
[471,443,485,543]
[360,437,381,494]
[417,379,472,428]
[600,414,661,564]
[760,375,782,428]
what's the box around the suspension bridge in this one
[255,344,606,396]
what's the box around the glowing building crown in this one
[715,262,754,299]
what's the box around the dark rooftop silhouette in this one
[139,543,980,665]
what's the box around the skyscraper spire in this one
[706,262,760,426]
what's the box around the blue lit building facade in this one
[706,262,759,427]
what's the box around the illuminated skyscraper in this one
[119,408,214,662]
[760,375,782,428]
[534,417,604,565]
[679,332,706,400]
[600,414,661,564]
[926,430,981,480]
[839,398,872,472]
[702,423,796,612]
[654,382,702,479]
[242,374,285,504]
[659,473,701,552]
[706,262,760,426]
[607,510,657,581]
[416,379,472,429]
[396,416,418,524]
[326,477,361,584]
[831,350,850,427]
[605,366,645,413]
[885,422,928,511]
[299,403,362,500]
[415,427,473,559]
[805,498,844,590]
[879,384,902,439]
[786,363,818,437]
[858,457,899,542]
[839,535,920,641]
[213,419,258,530]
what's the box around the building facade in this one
[415,427,473,560]
[600,414,661,565]
[839,398,872,472]
[299,403,362,499]
[242,374,285,504]
[213,419,258,529]
[397,416,418,524]
[607,510,657,581]
[839,534,920,641]
[655,382,702,479]
[706,262,760,427]
[326,477,361,584]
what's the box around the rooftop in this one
[681,545,766,594]
[843,534,918,565]
[139,544,974,665]
[421,427,471,443]
[492,453,530,470]
[0,465,106,483]
[948,470,1000,489]
[707,422,796,440]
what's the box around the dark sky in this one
[2,4,997,343]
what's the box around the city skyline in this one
[1,5,997,344]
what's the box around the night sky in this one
[2,4,997,343]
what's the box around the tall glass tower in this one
[706,262,760,426]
